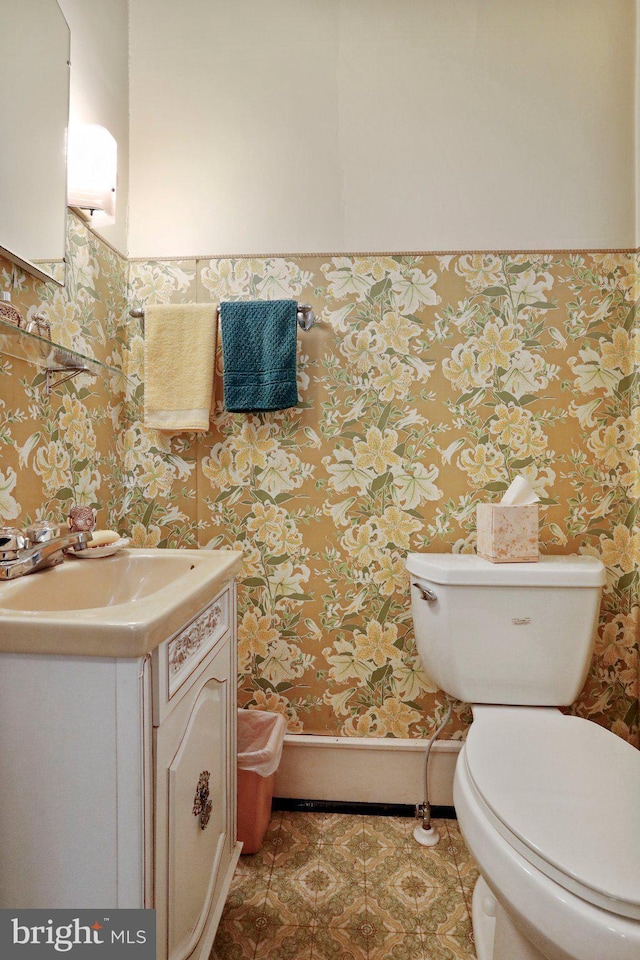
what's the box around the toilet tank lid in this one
[405,553,605,587]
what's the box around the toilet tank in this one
[406,554,605,705]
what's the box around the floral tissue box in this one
[476,504,539,563]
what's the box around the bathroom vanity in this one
[0,549,242,960]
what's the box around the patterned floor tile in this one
[311,926,368,960]
[221,875,268,923]
[414,889,472,939]
[318,813,364,845]
[365,846,418,888]
[444,821,472,863]
[364,881,421,933]
[338,829,381,865]
[366,931,425,960]
[394,870,434,908]
[314,883,368,927]
[234,845,276,878]
[220,813,477,960]
[455,859,480,911]
[362,815,415,846]
[254,923,314,960]
[444,820,480,909]
[270,854,351,918]
[442,819,461,836]
[270,836,320,875]
[262,875,316,926]
[340,914,422,956]
[412,825,458,863]
[317,841,367,884]
[442,927,477,959]
[280,811,326,843]
[211,918,259,960]
[421,932,477,960]
[407,847,462,889]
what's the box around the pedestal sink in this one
[0,547,242,656]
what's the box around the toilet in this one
[406,553,640,960]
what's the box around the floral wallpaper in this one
[0,219,637,747]
[123,250,639,747]
[0,214,129,531]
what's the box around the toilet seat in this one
[465,706,640,921]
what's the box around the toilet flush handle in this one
[412,582,437,604]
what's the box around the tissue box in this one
[476,504,539,563]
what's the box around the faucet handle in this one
[23,520,61,544]
[0,527,29,559]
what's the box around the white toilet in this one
[406,553,640,960]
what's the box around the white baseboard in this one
[274,735,463,807]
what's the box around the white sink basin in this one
[0,548,242,657]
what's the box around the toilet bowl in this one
[405,553,640,960]
[455,706,640,960]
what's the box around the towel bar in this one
[130,303,315,332]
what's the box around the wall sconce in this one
[67,123,117,227]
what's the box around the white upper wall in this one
[637,3,640,245]
[128,0,637,256]
[59,0,129,255]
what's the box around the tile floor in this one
[212,812,479,960]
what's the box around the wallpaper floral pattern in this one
[0,214,128,531]
[124,250,639,746]
[0,218,637,747]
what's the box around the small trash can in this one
[237,709,287,854]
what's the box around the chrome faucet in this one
[0,521,91,580]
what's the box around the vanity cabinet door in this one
[154,635,233,960]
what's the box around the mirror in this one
[0,0,69,286]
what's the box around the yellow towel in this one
[143,303,216,432]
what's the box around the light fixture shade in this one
[67,123,117,226]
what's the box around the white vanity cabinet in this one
[153,583,239,960]
[0,576,240,960]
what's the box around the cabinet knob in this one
[193,770,212,830]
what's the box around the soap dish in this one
[70,537,130,559]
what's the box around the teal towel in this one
[220,300,299,412]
